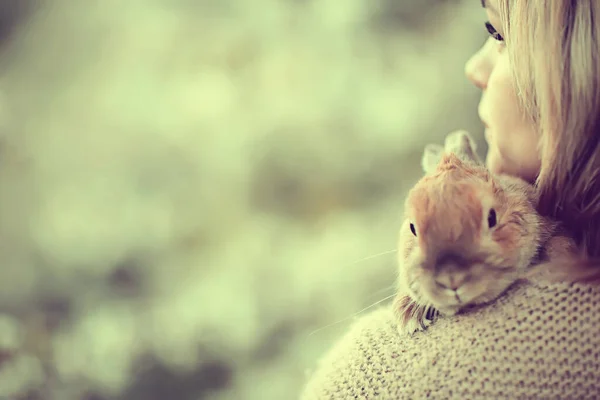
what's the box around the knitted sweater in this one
[301,279,600,399]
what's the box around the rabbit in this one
[392,130,559,335]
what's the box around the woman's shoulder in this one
[301,280,600,400]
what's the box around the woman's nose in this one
[465,38,495,90]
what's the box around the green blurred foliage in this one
[0,0,486,398]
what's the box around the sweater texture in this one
[301,279,600,400]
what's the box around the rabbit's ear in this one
[421,144,444,174]
[443,130,483,166]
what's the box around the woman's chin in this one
[485,150,503,175]
[484,128,492,143]
[484,130,502,172]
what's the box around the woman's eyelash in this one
[485,21,504,42]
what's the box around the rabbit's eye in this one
[488,208,497,228]
[410,223,417,237]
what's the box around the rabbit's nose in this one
[435,270,470,291]
[435,251,468,268]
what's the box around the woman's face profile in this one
[464,0,541,183]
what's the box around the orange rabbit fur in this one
[392,130,595,335]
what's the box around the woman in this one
[301,1,600,398]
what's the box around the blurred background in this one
[0,0,488,398]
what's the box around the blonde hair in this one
[498,1,600,257]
